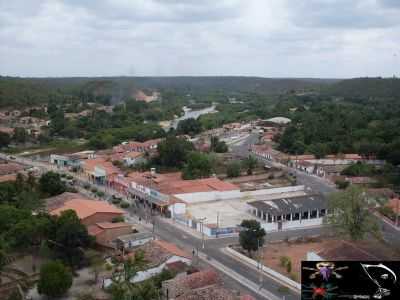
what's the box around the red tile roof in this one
[50,198,124,220]
[0,162,25,175]
[0,174,17,183]
[127,172,238,195]
[96,222,131,229]
[153,240,191,259]
[178,269,219,290]
[87,224,104,236]
[87,222,132,236]
[387,198,400,214]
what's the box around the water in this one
[168,105,217,129]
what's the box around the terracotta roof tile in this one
[87,224,104,236]
[153,240,191,259]
[0,162,25,175]
[50,199,124,219]
[96,222,132,229]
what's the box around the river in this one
[160,104,217,130]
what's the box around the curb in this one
[224,247,301,294]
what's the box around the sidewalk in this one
[373,211,400,231]
[197,251,282,300]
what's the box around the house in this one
[385,198,400,215]
[162,269,219,299]
[162,269,246,300]
[115,232,154,250]
[0,162,25,176]
[113,139,161,154]
[49,197,125,226]
[0,126,15,135]
[103,239,191,287]
[87,222,134,247]
[50,154,81,169]
[48,195,132,247]
[82,157,120,184]
[110,151,144,167]
[247,193,327,231]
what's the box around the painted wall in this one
[174,189,241,204]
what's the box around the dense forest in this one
[276,80,400,166]
[1,76,400,168]
[0,76,337,108]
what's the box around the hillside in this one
[0,76,337,108]
[323,77,400,99]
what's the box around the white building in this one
[247,194,327,231]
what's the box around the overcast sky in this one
[1,0,400,78]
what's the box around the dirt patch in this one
[261,236,400,283]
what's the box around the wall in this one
[82,212,124,226]
[261,217,323,232]
[174,189,241,204]
[240,185,305,198]
[103,255,191,288]
[168,203,187,217]
[96,226,133,246]
[123,237,153,249]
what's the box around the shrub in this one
[37,261,73,298]
[279,256,290,267]
[83,183,90,190]
[335,180,349,189]
[112,216,125,223]
[66,175,73,180]
[112,198,121,204]
[226,161,241,178]
[120,202,130,209]
[277,286,290,294]
[60,173,67,178]
[286,260,292,273]
[91,187,97,193]
[96,191,105,198]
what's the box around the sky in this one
[1,0,400,78]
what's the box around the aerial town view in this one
[0,1,400,300]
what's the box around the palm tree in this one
[110,250,147,300]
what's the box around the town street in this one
[0,152,298,299]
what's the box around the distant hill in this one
[0,76,338,108]
[323,77,400,99]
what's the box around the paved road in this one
[1,152,299,299]
[230,134,400,248]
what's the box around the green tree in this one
[13,128,28,144]
[226,161,241,178]
[242,155,258,175]
[326,186,379,240]
[239,219,266,257]
[110,250,147,300]
[210,136,228,153]
[182,152,212,179]
[39,171,66,196]
[15,190,43,211]
[176,118,202,136]
[0,132,11,148]
[156,136,194,168]
[52,210,91,267]
[37,261,73,298]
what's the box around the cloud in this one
[287,0,400,29]
[0,0,399,78]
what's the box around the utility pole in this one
[258,237,264,290]
[396,196,399,227]
[216,212,220,238]
[198,217,207,249]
